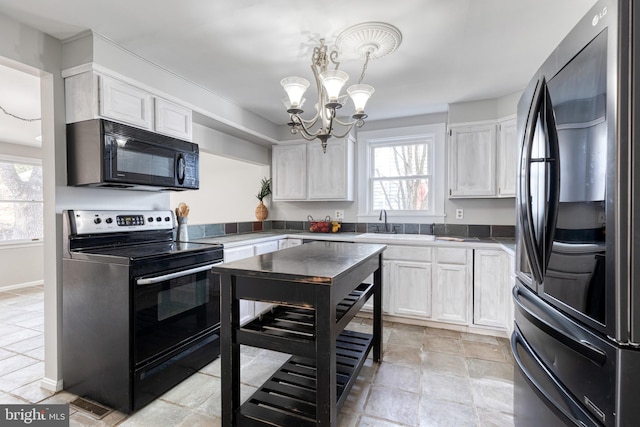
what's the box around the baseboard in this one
[0,280,44,292]
[40,377,63,392]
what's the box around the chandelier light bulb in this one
[319,70,349,104]
[280,77,310,110]
[347,84,375,113]
[281,96,305,110]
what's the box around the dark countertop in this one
[211,241,386,285]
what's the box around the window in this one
[0,156,43,242]
[371,139,432,210]
[358,123,446,220]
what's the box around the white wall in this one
[0,244,44,289]
[170,152,270,224]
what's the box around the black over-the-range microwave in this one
[66,119,199,191]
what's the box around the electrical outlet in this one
[456,209,464,220]
[334,210,344,220]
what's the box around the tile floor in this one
[0,285,515,426]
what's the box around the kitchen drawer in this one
[437,247,468,264]
[385,245,432,261]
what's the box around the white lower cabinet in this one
[362,260,391,314]
[473,249,508,329]
[277,238,304,250]
[223,240,282,325]
[363,246,432,319]
[223,245,257,325]
[432,248,472,325]
[392,260,432,318]
[252,241,280,317]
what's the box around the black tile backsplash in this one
[238,222,253,233]
[186,219,515,239]
[468,225,491,238]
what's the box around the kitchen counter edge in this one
[193,231,515,255]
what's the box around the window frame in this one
[357,123,446,223]
[0,154,44,245]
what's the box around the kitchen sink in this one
[357,233,436,241]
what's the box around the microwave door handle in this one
[176,153,186,185]
[542,84,561,278]
[520,78,545,284]
[136,262,221,286]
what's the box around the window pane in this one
[373,143,430,178]
[373,178,430,210]
[0,162,43,201]
[0,202,43,241]
[0,159,43,242]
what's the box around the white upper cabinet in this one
[272,143,308,200]
[99,75,153,129]
[154,98,193,140]
[272,136,354,201]
[448,117,517,198]
[496,117,517,197]
[64,70,193,140]
[308,137,355,200]
[448,122,497,197]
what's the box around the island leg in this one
[315,290,337,426]
[373,254,383,362]
[220,273,240,426]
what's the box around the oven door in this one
[134,261,220,365]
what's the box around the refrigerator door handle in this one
[541,84,561,277]
[520,78,545,284]
[511,327,602,427]
[513,285,607,366]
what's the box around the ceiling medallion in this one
[280,22,402,153]
[336,22,402,60]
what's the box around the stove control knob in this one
[94,218,102,224]
[164,216,171,222]
[157,216,162,222]
[148,217,154,222]
[105,217,113,224]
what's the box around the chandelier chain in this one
[0,105,41,122]
[357,51,371,84]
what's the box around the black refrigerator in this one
[513,0,640,426]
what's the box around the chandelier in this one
[280,22,402,152]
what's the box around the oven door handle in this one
[136,262,221,286]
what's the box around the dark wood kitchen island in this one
[213,241,386,426]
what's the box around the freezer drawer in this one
[512,282,615,426]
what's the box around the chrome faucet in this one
[379,209,388,233]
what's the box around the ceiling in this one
[0,0,597,146]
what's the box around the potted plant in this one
[255,177,272,220]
